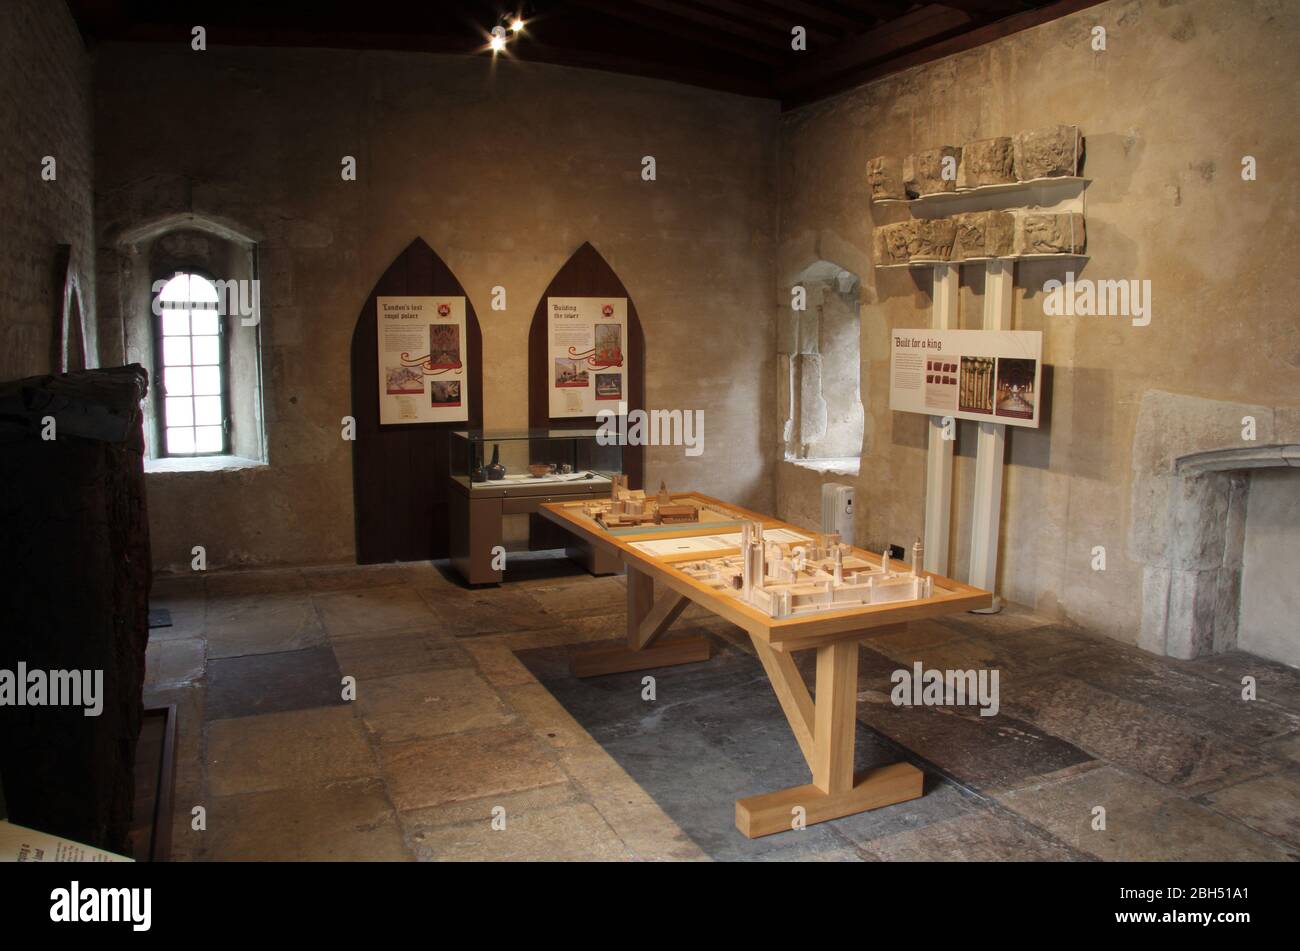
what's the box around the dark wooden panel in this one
[350,238,483,564]
[527,241,645,551]
[779,0,1109,107]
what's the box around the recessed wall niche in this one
[778,260,865,473]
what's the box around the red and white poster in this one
[376,296,469,425]
[547,297,627,419]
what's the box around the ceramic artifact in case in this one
[447,429,624,584]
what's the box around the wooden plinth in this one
[735,762,924,838]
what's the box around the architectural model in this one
[677,523,934,620]
[583,477,700,528]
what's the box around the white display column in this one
[923,263,959,575]
[967,258,1014,611]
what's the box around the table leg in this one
[736,634,924,838]
[570,564,710,677]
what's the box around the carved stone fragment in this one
[908,218,957,261]
[957,136,1015,188]
[873,220,916,265]
[1020,212,1086,255]
[866,156,905,201]
[1013,125,1081,180]
[952,211,1016,259]
[903,146,961,196]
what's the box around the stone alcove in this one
[1132,391,1299,664]
[777,260,865,474]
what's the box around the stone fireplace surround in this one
[1132,391,1299,660]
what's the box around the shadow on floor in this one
[516,632,993,861]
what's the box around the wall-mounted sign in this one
[890,328,1043,428]
[546,296,628,419]
[377,295,469,425]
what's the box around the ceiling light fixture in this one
[485,8,530,55]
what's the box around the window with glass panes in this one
[157,273,228,455]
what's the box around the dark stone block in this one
[0,366,150,855]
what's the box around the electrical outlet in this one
[889,544,905,560]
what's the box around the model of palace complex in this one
[679,524,934,620]
[582,476,701,527]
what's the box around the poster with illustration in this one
[994,358,1037,420]
[377,296,469,425]
[547,297,627,418]
[889,328,1042,429]
[959,356,995,414]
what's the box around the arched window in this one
[155,272,228,455]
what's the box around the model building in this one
[678,525,933,620]
[583,478,700,528]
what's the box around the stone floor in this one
[145,553,1300,861]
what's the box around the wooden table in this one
[539,492,992,838]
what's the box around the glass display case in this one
[449,429,622,493]
[447,429,624,584]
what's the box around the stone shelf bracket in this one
[872,175,1090,209]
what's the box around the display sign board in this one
[376,295,469,425]
[0,820,131,862]
[890,329,1043,428]
[546,296,628,419]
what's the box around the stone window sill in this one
[783,456,861,476]
[145,455,266,474]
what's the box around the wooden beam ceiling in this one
[562,0,786,66]
[609,0,800,50]
[66,0,1108,109]
[743,0,873,34]
[685,0,839,45]
[780,3,976,92]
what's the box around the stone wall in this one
[0,0,97,379]
[774,0,1300,646]
[91,46,779,571]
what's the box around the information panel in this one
[890,329,1043,428]
[546,296,628,419]
[376,295,469,425]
